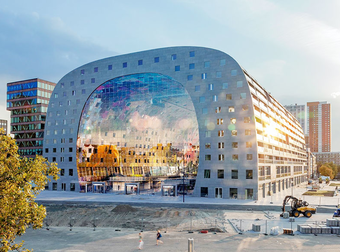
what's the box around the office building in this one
[43,47,308,199]
[7,78,56,157]
[284,104,306,134]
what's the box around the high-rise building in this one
[284,104,306,134]
[0,119,7,135]
[43,46,308,200]
[307,101,331,153]
[7,78,56,157]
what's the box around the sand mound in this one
[111,204,137,213]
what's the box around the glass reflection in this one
[77,73,199,192]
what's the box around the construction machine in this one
[280,195,316,218]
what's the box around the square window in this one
[218,130,224,137]
[187,75,193,81]
[202,108,208,114]
[218,142,224,149]
[218,154,225,161]
[108,65,112,70]
[204,61,210,68]
[69,138,73,143]
[208,84,213,90]
[60,169,65,176]
[228,106,235,112]
[199,96,205,103]
[201,73,207,79]
[60,83,64,88]
[231,130,237,136]
[247,154,253,160]
[69,147,73,152]
[195,85,200,91]
[246,170,253,179]
[94,67,98,72]
[70,81,74,86]
[240,93,246,99]
[175,65,180,71]
[205,155,211,161]
[213,95,218,102]
[237,81,243,87]
[232,154,238,160]
[244,117,250,123]
[45,148,49,153]
[189,63,195,69]
[216,107,221,113]
[216,72,222,78]
[204,169,210,178]
[54,93,58,98]
[82,89,86,94]
[245,129,251,135]
[70,183,75,191]
[138,59,143,65]
[205,143,211,149]
[226,94,232,100]
[217,118,223,125]
[171,54,177,60]
[154,57,159,63]
[69,157,73,162]
[217,169,224,178]
[222,83,228,89]
[231,69,237,76]
[53,148,56,153]
[230,118,236,124]
[81,80,85,85]
[91,78,95,83]
[242,105,249,111]
[220,59,226,66]
[232,142,238,148]
[231,170,238,179]
[201,187,208,197]
[53,183,57,190]
[205,131,211,137]
[52,157,56,162]
[80,69,85,75]
[123,62,127,68]
[189,51,195,57]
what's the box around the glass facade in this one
[77,73,199,185]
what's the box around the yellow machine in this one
[280,195,316,218]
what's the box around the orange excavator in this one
[280,195,316,218]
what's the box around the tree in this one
[319,165,334,179]
[0,130,59,251]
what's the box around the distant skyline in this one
[1,0,340,150]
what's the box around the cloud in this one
[331,92,340,98]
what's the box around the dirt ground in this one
[44,204,266,233]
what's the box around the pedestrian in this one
[138,232,144,250]
[156,230,163,245]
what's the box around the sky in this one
[1,0,340,151]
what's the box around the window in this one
[52,157,56,162]
[53,183,57,190]
[231,170,238,179]
[216,107,221,113]
[123,62,127,68]
[189,51,195,57]
[245,129,251,135]
[222,83,228,89]
[240,93,246,99]
[216,72,222,78]
[204,169,210,178]
[60,169,65,176]
[94,67,98,72]
[246,142,252,148]
[242,105,249,111]
[232,154,238,160]
[205,155,211,161]
[189,63,195,69]
[202,108,208,114]
[82,89,86,94]
[231,69,237,76]
[201,187,208,197]
[204,61,210,68]
[218,142,224,149]
[154,57,159,63]
[247,154,253,160]
[138,59,143,65]
[231,130,237,136]
[220,59,226,66]
[232,142,238,148]
[76,99,80,104]
[218,154,225,161]
[70,81,74,86]
[246,170,253,179]
[175,65,180,71]
[69,138,73,143]
[244,117,250,123]
[213,95,218,102]
[218,130,224,137]
[80,69,85,75]
[228,106,235,112]
[237,81,243,87]
[199,96,205,103]
[69,157,73,162]
[195,85,200,91]
[45,148,49,153]
[205,143,211,149]
[70,183,75,191]
[230,118,236,124]
[54,93,58,98]
[69,147,73,152]
[201,73,207,79]
[91,78,95,83]
[61,138,65,143]
[80,80,85,85]
[62,129,66,134]
[108,65,112,70]
[217,169,224,178]
[61,147,64,153]
[187,75,193,81]
[63,91,67,97]
[226,94,232,100]
[52,148,56,153]
[72,90,76,96]
[217,118,223,125]
[208,84,213,90]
